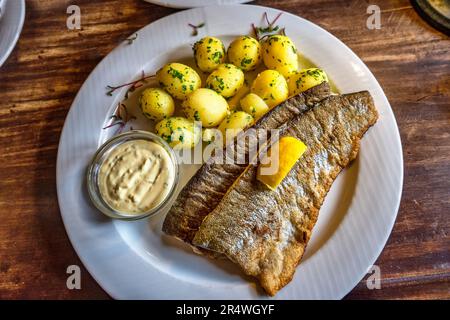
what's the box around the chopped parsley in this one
[167,67,184,81]
[240,57,253,68]
[211,51,223,64]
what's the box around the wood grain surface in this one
[0,0,448,299]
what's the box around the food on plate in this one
[206,63,245,98]
[182,88,229,127]
[156,63,201,100]
[162,82,331,247]
[251,69,289,108]
[262,35,299,77]
[139,88,175,121]
[155,116,201,149]
[193,36,226,73]
[218,111,254,142]
[192,91,378,295]
[85,18,382,296]
[226,79,250,110]
[98,139,176,214]
[202,128,220,144]
[240,93,269,120]
[256,136,307,190]
[227,36,262,71]
[287,68,329,96]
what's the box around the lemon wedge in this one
[257,136,307,190]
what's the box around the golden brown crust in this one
[162,83,331,247]
[193,91,378,295]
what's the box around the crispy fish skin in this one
[192,91,378,295]
[162,83,331,246]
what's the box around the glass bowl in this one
[86,130,179,220]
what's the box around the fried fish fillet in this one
[162,83,331,247]
[192,91,378,295]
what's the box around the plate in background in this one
[143,0,252,9]
[412,0,450,35]
[0,0,25,68]
[57,4,403,299]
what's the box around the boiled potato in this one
[227,36,262,71]
[227,79,250,110]
[250,70,288,108]
[182,88,229,127]
[287,68,329,96]
[206,64,245,98]
[156,63,201,100]
[202,128,221,145]
[262,35,298,78]
[139,88,175,121]
[193,36,226,73]
[155,117,201,149]
[240,93,269,120]
[218,111,254,142]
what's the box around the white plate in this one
[0,0,25,68]
[143,0,252,9]
[57,5,403,299]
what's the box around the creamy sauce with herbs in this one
[98,139,175,214]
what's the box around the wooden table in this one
[0,0,448,299]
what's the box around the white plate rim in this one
[0,0,25,68]
[56,4,403,300]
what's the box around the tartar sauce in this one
[98,139,175,214]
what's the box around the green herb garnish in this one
[252,12,284,41]
[194,111,201,121]
[106,71,154,96]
